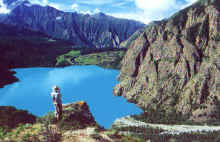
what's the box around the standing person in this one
[51,85,62,121]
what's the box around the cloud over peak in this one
[0,0,10,14]
[135,0,177,11]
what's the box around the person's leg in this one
[55,104,59,120]
[57,103,62,120]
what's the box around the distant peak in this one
[91,12,107,19]
[3,0,29,9]
[92,12,105,16]
[96,12,105,16]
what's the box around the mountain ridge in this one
[0,0,145,48]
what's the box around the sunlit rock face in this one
[114,0,220,122]
[61,101,97,129]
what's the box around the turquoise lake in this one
[0,66,142,128]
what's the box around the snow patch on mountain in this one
[56,16,62,20]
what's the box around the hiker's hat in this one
[52,85,59,90]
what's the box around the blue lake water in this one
[0,66,142,128]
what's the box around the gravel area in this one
[113,116,220,135]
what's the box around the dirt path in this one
[62,127,114,142]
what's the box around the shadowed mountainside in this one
[1,0,145,49]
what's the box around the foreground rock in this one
[60,101,97,129]
[2,101,220,141]
[114,0,220,122]
[0,102,146,142]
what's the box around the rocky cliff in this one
[1,0,144,48]
[114,0,220,122]
[60,101,97,129]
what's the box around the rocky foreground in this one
[0,102,145,142]
[1,101,220,142]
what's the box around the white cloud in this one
[29,0,47,6]
[42,0,48,5]
[76,8,102,15]
[111,0,199,24]
[135,0,176,11]
[132,0,180,23]
[76,0,115,5]
[107,12,148,23]
[94,8,101,13]
[9,0,68,11]
[182,0,198,8]
[78,10,92,15]
[48,3,61,10]
[0,0,10,14]
[29,0,64,10]
[71,3,78,10]
[108,10,169,24]
[185,0,198,3]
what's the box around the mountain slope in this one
[0,23,75,87]
[114,0,220,122]
[1,0,144,48]
[0,23,73,68]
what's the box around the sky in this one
[0,0,198,24]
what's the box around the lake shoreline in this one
[0,70,19,89]
[0,66,142,128]
[0,48,126,88]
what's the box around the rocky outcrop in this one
[0,69,18,88]
[119,27,146,48]
[60,101,97,129]
[1,0,144,48]
[0,56,18,88]
[114,0,220,122]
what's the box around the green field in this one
[56,50,126,69]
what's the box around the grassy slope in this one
[56,49,126,69]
